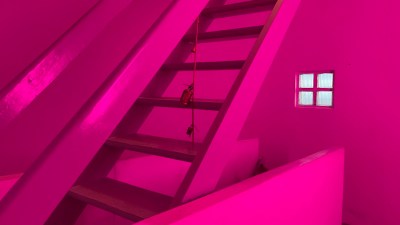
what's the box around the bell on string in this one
[186,124,194,136]
[180,84,194,106]
[191,46,197,53]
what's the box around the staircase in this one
[44,0,281,223]
[0,0,301,224]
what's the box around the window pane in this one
[299,74,314,88]
[317,73,333,88]
[298,91,313,105]
[317,91,333,106]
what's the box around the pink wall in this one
[0,0,99,92]
[241,0,400,224]
[1,0,396,224]
[136,148,344,225]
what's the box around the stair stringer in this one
[0,0,211,224]
[175,0,302,203]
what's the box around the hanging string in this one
[191,17,200,150]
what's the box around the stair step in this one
[69,178,172,222]
[183,26,263,41]
[136,97,223,110]
[202,0,276,17]
[106,134,199,162]
[162,60,245,71]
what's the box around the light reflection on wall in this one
[0,51,70,125]
[82,46,146,131]
[0,0,130,128]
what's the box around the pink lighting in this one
[1,0,397,224]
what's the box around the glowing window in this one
[296,72,334,107]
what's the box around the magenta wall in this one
[241,0,400,224]
[0,0,396,224]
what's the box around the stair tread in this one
[107,134,199,162]
[69,178,172,221]
[203,0,276,17]
[183,26,263,41]
[162,60,245,70]
[136,97,224,110]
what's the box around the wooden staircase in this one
[69,178,172,222]
[106,134,198,162]
[45,0,281,223]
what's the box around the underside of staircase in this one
[0,0,300,224]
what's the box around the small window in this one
[296,72,334,107]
